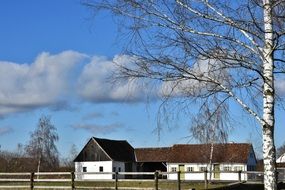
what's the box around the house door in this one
[213,164,220,179]
[179,165,185,180]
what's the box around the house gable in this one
[277,153,285,163]
[74,137,136,162]
[74,138,111,162]
[246,145,257,166]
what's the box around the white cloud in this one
[0,52,158,116]
[72,123,123,135]
[0,50,86,116]
[276,78,285,96]
[77,55,157,103]
[160,59,230,97]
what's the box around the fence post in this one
[154,171,159,190]
[71,172,75,190]
[204,170,208,190]
[238,170,242,182]
[30,172,34,190]
[115,172,118,190]
[177,171,181,190]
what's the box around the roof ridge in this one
[172,142,252,146]
[135,147,170,150]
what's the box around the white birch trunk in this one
[262,1,277,190]
[37,154,41,179]
[209,142,214,180]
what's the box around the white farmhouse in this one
[75,137,257,181]
[74,137,136,180]
[166,143,257,181]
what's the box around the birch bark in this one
[262,0,276,190]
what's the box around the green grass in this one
[0,180,262,190]
[74,180,225,190]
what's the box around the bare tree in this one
[84,0,285,189]
[62,144,78,169]
[191,97,230,181]
[25,115,59,172]
[277,142,285,158]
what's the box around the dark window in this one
[113,167,116,172]
[99,166,104,172]
[118,167,121,172]
[187,167,194,172]
[83,167,87,172]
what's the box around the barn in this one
[74,137,136,180]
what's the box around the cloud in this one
[160,59,230,98]
[82,112,104,121]
[0,51,158,117]
[72,123,123,135]
[77,55,158,103]
[48,101,79,112]
[276,78,285,96]
[0,127,13,136]
[0,51,86,116]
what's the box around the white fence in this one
[0,170,283,190]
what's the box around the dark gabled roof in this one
[135,147,170,162]
[168,143,254,164]
[93,137,135,162]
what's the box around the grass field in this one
[0,180,226,190]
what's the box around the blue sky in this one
[0,0,284,158]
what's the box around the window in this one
[83,167,87,172]
[224,166,231,171]
[171,167,177,172]
[234,166,243,171]
[99,166,104,172]
[199,167,207,171]
[187,167,194,172]
[118,167,121,172]
[113,167,116,172]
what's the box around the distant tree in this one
[277,143,285,158]
[25,115,59,172]
[62,144,78,169]
[16,143,25,157]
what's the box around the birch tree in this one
[26,115,59,172]
[191,97,230,181]
[84,0,285,189]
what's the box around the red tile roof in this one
[135,147,170,162]
[168,143,253,163]
[135,143,254,164]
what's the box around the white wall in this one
[75,161,119,180]
[167,163,248,181]
[219,164,247,181]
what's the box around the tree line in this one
[0,115,77,172]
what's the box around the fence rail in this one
[0,170,282,190]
